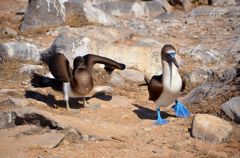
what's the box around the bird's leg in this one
[63,82,80,112]
[155,106,168,125]
[172,100,190,118]
[82,97,101,109]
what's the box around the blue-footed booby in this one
[31,52,125,111]
[141,44,190,125]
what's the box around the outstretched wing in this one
[83,54,126,74]
[148,75,163,101]
[48,53,72,82]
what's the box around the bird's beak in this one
[168,53,179,68]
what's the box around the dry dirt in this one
[0,1,240,158]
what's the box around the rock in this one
[0,98,29,108]
[110,72,125,86]
[210,0,237,6]
[220,68,236,83]
[190,6,240,17]
[19,64,44,74]
[1,27,18,37]
[83,1,119,26]
[0,112,17,129]
[221,97,240,123]
[187,67,215,83]
[20,0,65,32]
[188,45,221,63]
[118,69,145,82]
[14,107,61,129]
[95,1,165,18]
[93,86,113,93]
[43,27,162,76]
[64,0,88,27]
[0,44,7,64]
[192,114,233,143]
[183,82,225,105]
[28,131,64,148]
[2,41,44,62]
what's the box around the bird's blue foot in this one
[155,108,168,125]
[172,100,190,118]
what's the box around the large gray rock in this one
[221,97,240,123]
[183,82,224,105]
[20,0,66,32]
[1,41,44,62]
[43,27,163,76]
[192,114,233,143]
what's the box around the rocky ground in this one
[0,0,240,158]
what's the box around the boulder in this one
[221,97,240,123]
[183,82,224,105]
[1,41,44,62]
[20,0,66,32]
[42,27,163,76]
[192,114,233,143]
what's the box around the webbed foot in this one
[172,100,190,118]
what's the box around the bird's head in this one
[161,44,179,68]
[73,56,86,70]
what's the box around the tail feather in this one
[138,76,150,86]
[30,73,63,92]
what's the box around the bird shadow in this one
[25,90,112,109]
[133,104,176,120]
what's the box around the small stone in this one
[192,114,233,143]
[19,64,44,74]
[110,72,125,86]
[93,86,113,93]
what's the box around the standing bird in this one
[140,44,190,125]
[31,52,125,111]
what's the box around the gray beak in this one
[168,54,179,68]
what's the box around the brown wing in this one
[48,53,72,82]
[148,75,163,101]
[83,54,125,74]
